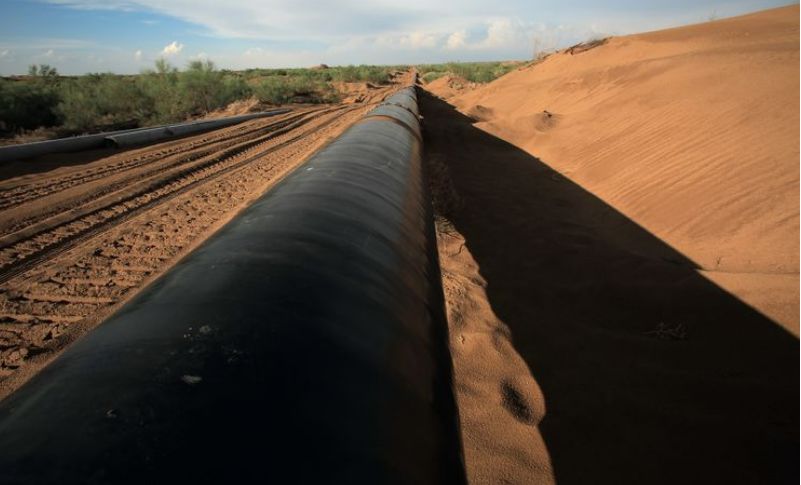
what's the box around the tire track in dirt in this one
[0,113,300,209]
[0,108,330,232]
[0,106,353,281]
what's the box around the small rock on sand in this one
[181,375,202,385]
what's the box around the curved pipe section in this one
[0,109,290,162]
[0,87,466,485]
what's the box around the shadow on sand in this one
[0,145,135,181]
[420,91,798,484]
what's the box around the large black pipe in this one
[0,87,466,484]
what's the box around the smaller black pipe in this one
[103,110,291,148]
[0,109,290,162]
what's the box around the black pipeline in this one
[0,87,466,485]
[0,108,290,162]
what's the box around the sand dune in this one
[424,5,798,483]
[434,5,799,332]
[424,75,476,99]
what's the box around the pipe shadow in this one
[420,91,798,484]
[0,145,136,181]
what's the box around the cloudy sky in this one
[0,0,791,74]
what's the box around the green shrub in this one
[177,60,251,115]
[27,64,59,78]
[417,61,519,84]
[253,75,337,104]
[0,60,404,138]
[57,73,151,131]
[421,71,446,83]
[253,77,295,105]
[178,60,219,114]
[133,60,180,124]
[330,65,392,84]
[0,79,61,132]
[221,75,252,104]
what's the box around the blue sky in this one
[0,0,793,75]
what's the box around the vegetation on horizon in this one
[0,59,516,142]
[416,61,521,84]
[0,61,400,140]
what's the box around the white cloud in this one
[43,0,786,51]
[160,41,184,57]
[43,49,55,58]
[0,0,775,76]
[400,32,439,49]
[445,30,466,50]
[134,49,143,60]
[340,17,551,57]
[482,18,521,48]
[46,0,137,11]
[372,31,441,50]
[242,47,263,57]
[0,50,9,58]
[43,0,545,42]
[37,0,707,72]
[239,47,319,68]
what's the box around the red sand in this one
[436,5,799,333]
[425,5,798,483]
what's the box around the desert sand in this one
[424,75,476,100]
[424,5,798,484]
[434,5,799,334]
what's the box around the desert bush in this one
[0,79,61,132]
[421,71,447,83]
[1,60,398,139]
[56,73,150,131]
[417,61,519,83]
[253,77,295,104]
[179,60,220,114]
[27,64,59,78]
[221,75,252,104]
[177,60,251,115]
[293,68,333,83]
[137,61,181,123]
[254,75,337,104]
[330,65,392,84]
